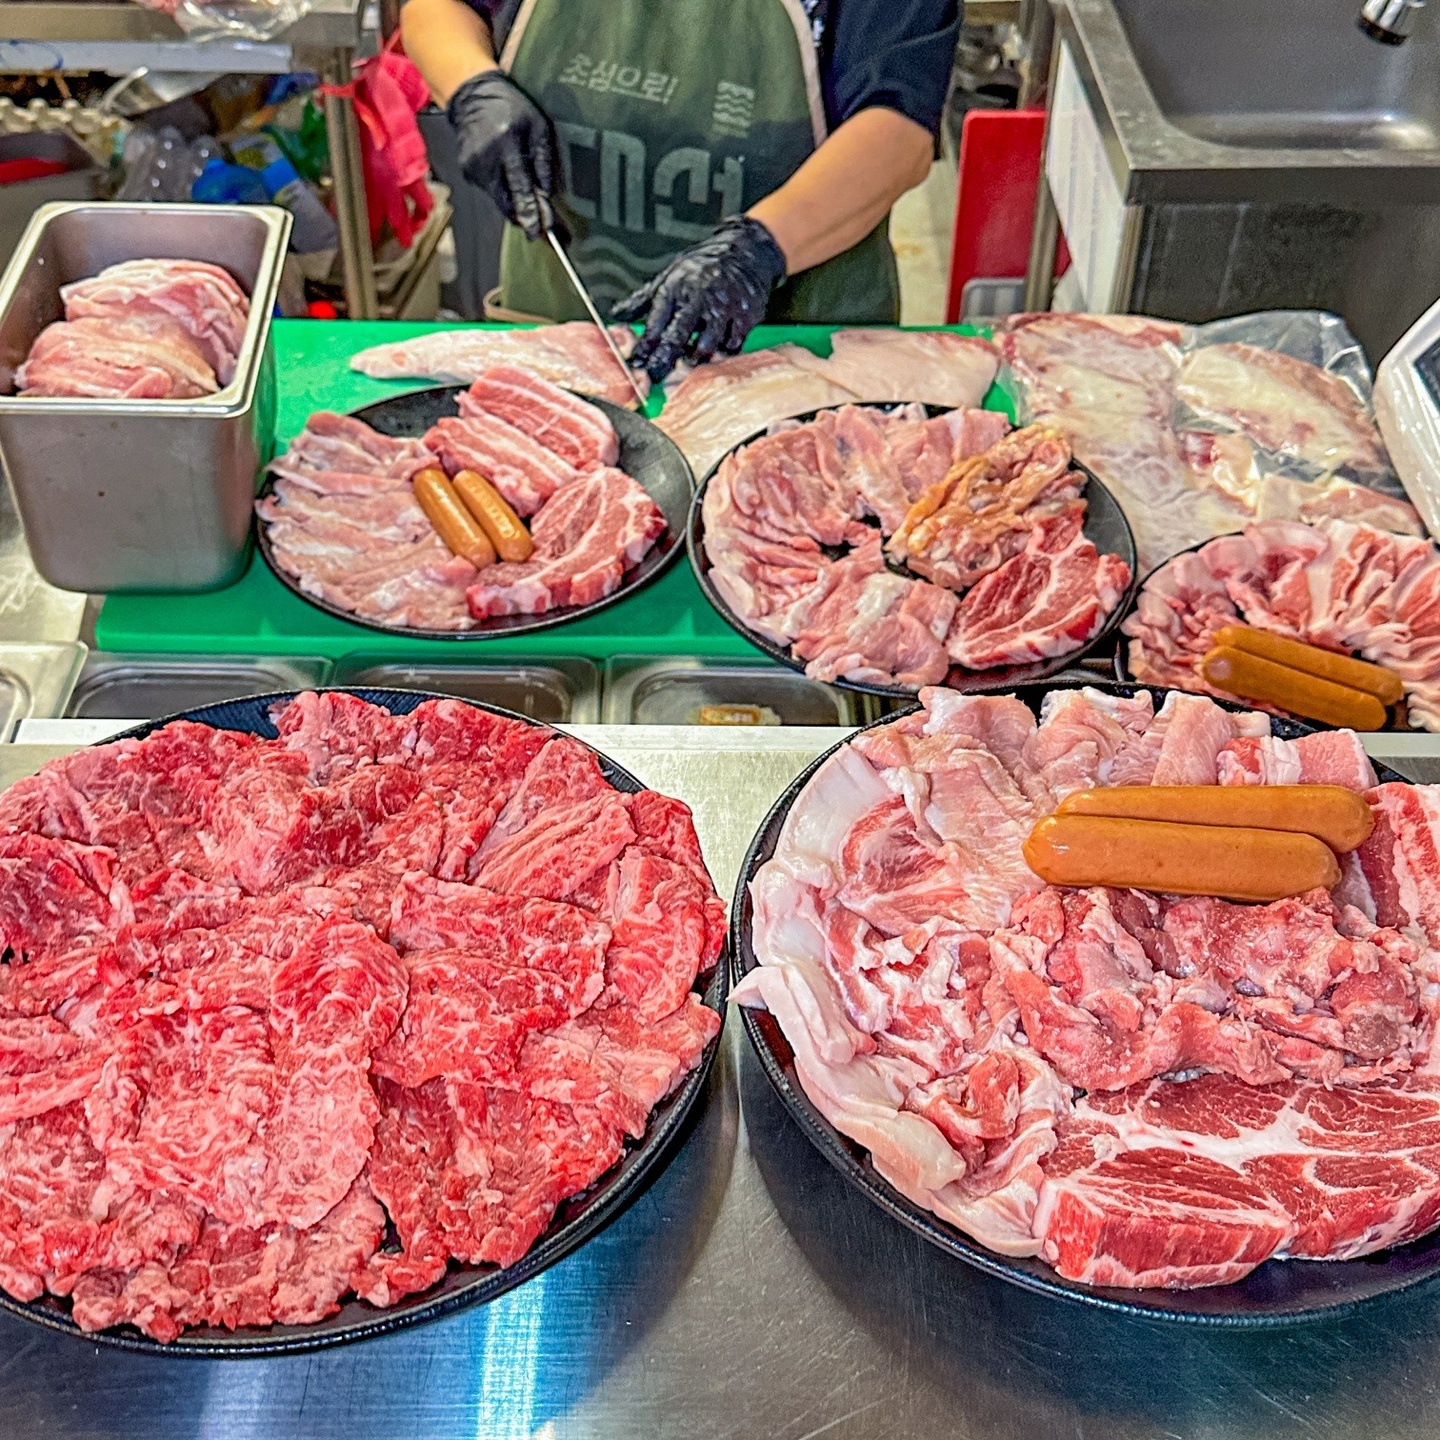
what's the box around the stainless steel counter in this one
[3,727,1440,1439]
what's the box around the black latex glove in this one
[447,69,558,241]
[612,215,787,382]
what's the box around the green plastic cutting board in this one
[96,320,1008,663]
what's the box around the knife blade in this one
[545,227,650,410]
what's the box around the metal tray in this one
[602,656,863,726]
[0,688,727,1356]
[686,406,1139,699]
[733,679,1440,1326]
[334,659,601,723]
[255,386,692,641]
[1115,531,1430,731]
[0,639,85,738]
[65,654,332,720]
[0,201,292,593]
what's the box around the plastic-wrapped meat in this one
[18,314,218,399]
[887,423,1081,588]
[1177,343,1389,474]
[465,467,665,618]
[348,321,649,409]
[1122,517,1440,730]
[945,510,1132,669]
[59,259,250,386]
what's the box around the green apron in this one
[496,0,900,325]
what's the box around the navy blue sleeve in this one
[822,0,961,136]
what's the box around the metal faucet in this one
[1358,0,1425,43]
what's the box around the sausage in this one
[1023,814,1341,902]
[453,470,533,562]
[1201,646,1387,731]
[1212,624,1403,706]
[412,466,495,569]
[1056,784,1374,853]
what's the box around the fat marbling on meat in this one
[0,692,723,1340]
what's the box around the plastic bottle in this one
[260,155,338,253]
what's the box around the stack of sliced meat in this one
[735,684,1440,1287]
[350,321,650,410]
[258,365,666,631]
[1122,517,1440,731]
[701,407,1132,689]
[997,314,1420,571]
[0,692,723,1341]
[17,259,251,399]
[658,329,1001,479]
[258,412,471,631]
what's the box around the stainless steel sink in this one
[1111,0,1440,153]
[1034,0,1440,356]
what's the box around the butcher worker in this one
[402,0,961,379]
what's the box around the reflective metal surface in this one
[2,728,1440,1433]
[1114,0,1440,151]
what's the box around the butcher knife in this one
[544,226,650,410]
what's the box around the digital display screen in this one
[1417,338,1440,413]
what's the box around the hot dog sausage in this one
[1201,646,1387,731]
[1023,814,1341,902]
[453,470,533,562]
[1056,784,1374,853]
[1212,625,1403,706]
[412,467,496,569]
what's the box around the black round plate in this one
[1113,531,1430,732]
[733,678,1440,1326]
[256,388,693,640]
[686,405,1139,699]
[1,689,727,1356]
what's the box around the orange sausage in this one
[1213,625,1403,706]
[1201,647,1387,731]
[1023,814,1340,902]
[412,466,495,569]
[453,470,533,562]
[1056,785,1374,854]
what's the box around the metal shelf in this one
[0,0,379,317]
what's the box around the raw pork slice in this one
[18,314,217,399]
[260,413,475,631]
[1037,1072,1440,1287]
[60,258,250,385]
[459,364,619,470]
[466,467,665,618]
[946,511,1131,669]
[658,332,1000,480]
[349,321,649,408]
[1122,517,1440,730]
[424,412,580,517]
[796,329,999,408]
